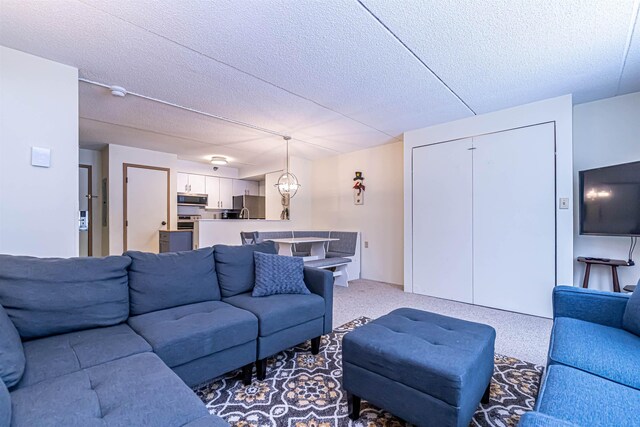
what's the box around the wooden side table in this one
[577,257,633,293]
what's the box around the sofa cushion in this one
[623,284,640,336]
[0,303,24,388]
[223,292,324,336]
[252,252,309,297]
[128,301,257,368]
[343,308,496,406]
[0,374,10,427]
[14,323,151,390]
[9,352,216,427]
[535,365,640,427]
[549,317,640,390]
[214,241,277,297]
[0,254,131,339]
[126,247,220,316]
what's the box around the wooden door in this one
[472,123,556,317]
[124,164,170,253]
[412,138,473,302]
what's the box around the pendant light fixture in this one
[275,136,300,198]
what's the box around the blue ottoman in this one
[342,308,496,427]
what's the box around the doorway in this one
[79,164,93,256]
[123,163,170,253]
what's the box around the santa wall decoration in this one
[353,171,365,205]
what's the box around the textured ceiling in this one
[1,0,638,166]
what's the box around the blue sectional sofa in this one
[0,241,333,427]
[519,286,640,427]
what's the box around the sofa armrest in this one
[304,267,333,334]
[553,286,629,328]
[518,412,579,427]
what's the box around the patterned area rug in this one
[194,317,543,426]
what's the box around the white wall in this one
[312,142,404,285]
[79,148,103,256]
[573,92,640,290]
[403,95,574,292]
[0,47,79,257]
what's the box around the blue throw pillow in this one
[252,252,310,297]
[623,281,640,336]
[0,303,25,388]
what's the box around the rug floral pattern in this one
[194,317,543,427]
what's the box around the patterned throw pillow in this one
[252,252,310,297]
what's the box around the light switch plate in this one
[559,198,570,209]
[31,147,51,168]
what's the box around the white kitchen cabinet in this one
[219,178,233,209]
[189,174,206,194]
[246,181,259,195]
[233,179,260,196]
[206,176,234,209]
[177,173,206,194]
[177,173,189,193]
[205,176,220,209]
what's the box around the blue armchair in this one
[519,285,640,427]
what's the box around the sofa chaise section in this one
[125,248,258,387]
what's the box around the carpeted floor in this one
[333,280,553,366]
[195,318,543,426]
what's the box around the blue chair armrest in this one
[553,286,629,328]
[518,412,579,427]
[304,266,333,334]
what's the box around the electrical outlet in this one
[559,198,570,209]
[364,241,369,249]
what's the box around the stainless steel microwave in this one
[177,193,208,207]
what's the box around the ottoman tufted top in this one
[342,308,495,406]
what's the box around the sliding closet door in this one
[473,123,555,317]
[412,138,473,302]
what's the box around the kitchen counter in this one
[194,219,292,248]
[197,219,287,222]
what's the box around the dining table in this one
[268,237,338,260]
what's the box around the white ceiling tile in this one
[618,9,640,95]
[361,0,637,112]
[78,0,473,136]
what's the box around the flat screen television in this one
[579,161,640,236]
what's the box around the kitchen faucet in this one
[240,207,250,219]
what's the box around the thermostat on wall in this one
[31,147,51,168]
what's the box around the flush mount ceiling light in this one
[109,85,127,97]
[210,156,228,165]
[275,136,300,198]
